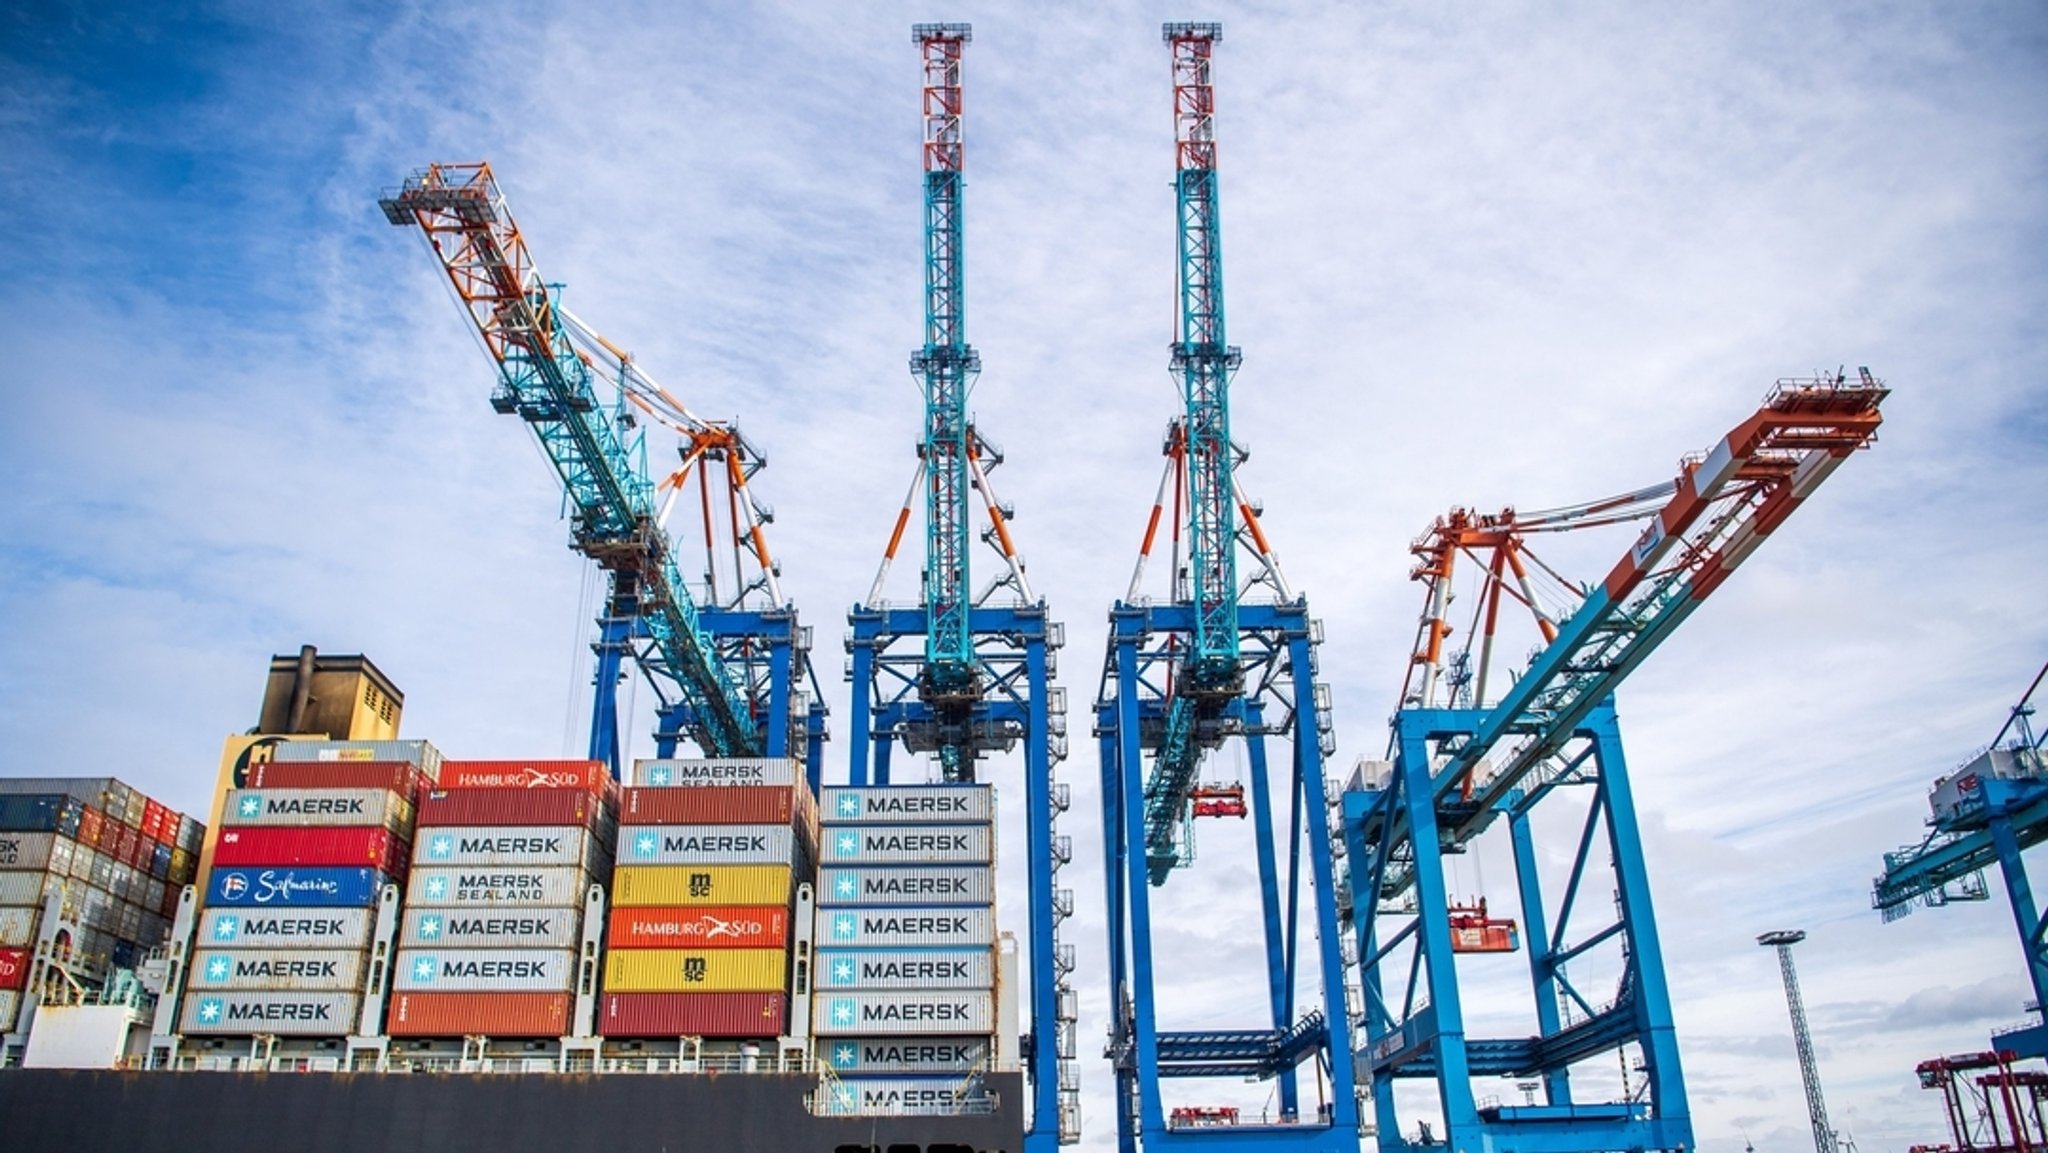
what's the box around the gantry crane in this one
[1876,663,2048,1059]
[845,25,1080,1149]
[1337,372,1887,1153]
[382,164,825,781]
[1097,25,1360,1153]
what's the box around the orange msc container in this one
[385,991,571,1038]
[608,906,789,950]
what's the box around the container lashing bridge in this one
[382,163,827,784]
[1097,24,1362,1153]
[1336,372,1886,1153]
[845,24,1080,1149]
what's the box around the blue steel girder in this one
[1875,776,2048,910]
[916,127,979,718]
[1174,163,1243,697]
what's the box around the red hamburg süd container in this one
[620,786,795,827]
[417,788,607,829]
[0,947,29,990]
[599,992,787,1038]
[242,760,427,799]
[607,906,789,950]
[211,826,409,873]
[386,991,571,1038]
[437,760,615,799]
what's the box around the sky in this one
[2,0,2046,1149]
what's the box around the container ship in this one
[0,653,1025,1153]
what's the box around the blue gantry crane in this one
[1097,24,1362,1153]
[1875,662,2048,1059]
[382,164,826,781]
[1337,373,1887,1153]
[846,25,1081,1148]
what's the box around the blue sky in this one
[3,1,2047,1149]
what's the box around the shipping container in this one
[393,947,578,993]
[0,794,83,835]
[601,947,788,994]
[0,870,63,907]
[148,843,171,880]
[815,948,994,991]
[189,948,366,992]
[819,906,994,949]
[404,866,587,908]
[205,865,387,909]
[212,826,408,873]
[222,788,413,832]
[169,846,195,883]
[621,786,797,827]
[0,946,27,989]
[598,991,787,1037]
[607,906,788,950]
[631,758,800,789]
[820,1035,992,1075]
[0,832,62,871]
[242,760,427,798]
[386,990,571,1038]
[821,824,992,866]
[414,824,610,870]
[77,806,104,846]
[417,788,611,829]
[399,906,583,950]
[175,814,204,853]
[180,990,360,1036]
[0,907,37,947]
[610,864,792,908]
[0,990,17,1033]
[619,824,798,866]
[816,1077,996,1116]
[199,906,376,951]
[269,739,442,776]
[436,760,613,796]
[813,990,995,1036]
[821,785,993,825]
[66,846,94,880]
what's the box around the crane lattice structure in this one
[1337,373,1887,1153]
[846,25,1080,1149]
[1760,930,1839,1153]
[1876,662,2048,1059]
[382,163,825,780]
[1097,25,1361,1153]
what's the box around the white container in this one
[820,1035,992,1075]
[181,990,360,1036]
[618,825,798,866]
[188,949,366,992]
[404,866,587,908]
[821,786,993,825]
[0,906,38,947]
[399,906,583,949]
[414,825,609,870]
[816,1076,997,1115]
[270,739,442,775]
[812,990,995,1036]
[821,825,992,866]
[223,788,412,830]
[197,907,375,951]
[0,870,62,908]
[816,949,994,991]
[631,759,800,788]
[816,866,995,907]
[392,947,577,992]
[0,833,61,871]
[818,906,994,949]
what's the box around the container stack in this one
[390,761,615,1039]
[183,755,429,1039]
[0,778,200,1034]
[812,784,999,1093]
[599,758,816,1039]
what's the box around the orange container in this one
[385,991,571,1037]
[607,906,789,950]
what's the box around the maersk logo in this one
[238,794,263,818]
[648,766,672,786]
[211,914,240,942]
[828,957,857,985]
[835,832,858,856]
[412,955,439,984]
[836,794,860,818]
[832,913,857,939]
[424,876,448,899]
[414,914,443,940]
[833,875,857,899]
[195,996,225,1025]
[828,998,857,1027]
[203,956,232,983]
[632,832,658,858]
[428,834,455,859]
[830,1041,860,1068]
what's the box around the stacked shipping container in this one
[390,761,615,1038]
[182,751,435,1037]
[813,785,999,1087]
[0,778,201,1034]
[600,759,816,1038]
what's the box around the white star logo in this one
[425,877,447,898]
[413,956,437,982]
[832,959,855,983]
[238,796,261,817]
[197,998,223,1023]
[636,833,657,856]
[836,832,857,855]
[206,957,230,981]
[832,999,854,1024]
[212,915,238,941]
[418,915,441,939]
[833,914,856,939]
[837,794,859,816]
[650,767,671,786]
[833,1043,856,1066]
[429,835,453,859]
[835,876,856,898]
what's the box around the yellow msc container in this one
[611,864,793,908]
[603,948,788,993]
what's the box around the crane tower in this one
[1759,930,1839,1153]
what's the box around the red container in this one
[0,947,28,990]
[77,807,105,849]
[608,906,789,950]
[242,760,428,799]
[142,799,170,842]
[159,885,182,918]
[212,826,409,873]
[386,992,571,1038]
[620,786,795,827]
[438,760,615,799]
[417,788,606,829]
[599,992,787,1038]
[120,835,147,869]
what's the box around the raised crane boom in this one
[381,162,761,759]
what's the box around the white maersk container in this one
[815,866,996,907]
[188,949,366,992]
[0,870,63,907]
[821,786,994,825]
[222,788,413,831]
[818,906,995,949]
[816,1076,996,1115]
[180,991,361,1036]
[813,990,995,1036]
[392,947,578,992]
[618,825,799,866]
[404,866,587,908]
[816,948,994,991]
[631,758,801,788]
[821,825,992,866]
[0,832,64,871]
[413,825,610,871]
[197,907,376,951]
[0,906,38,947]
[399,906,583,949]
[820,1035,992,1075]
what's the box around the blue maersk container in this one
[205,865,386,908]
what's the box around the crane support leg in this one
[1991,815,2048,1059]
[1246,712,1300,1120]
[588,611,632,775]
